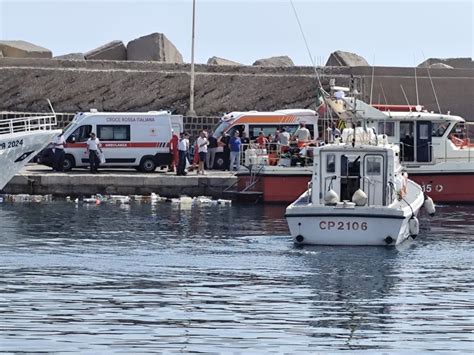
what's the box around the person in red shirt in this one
[256,131,268,148]
[168,132,179,172]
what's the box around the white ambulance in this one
[58,110,183,172]
[212,109,318,169]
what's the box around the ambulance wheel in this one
[63,155,75,171]
[139,156,157,173]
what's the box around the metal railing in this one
[239,141,316,168]
[0,114,57,136]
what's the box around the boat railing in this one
[240,141,317,167]
[0,114,57,136]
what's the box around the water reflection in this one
[0,202,472,352]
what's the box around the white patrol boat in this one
[0,110,60,190]
[285,127,434,246]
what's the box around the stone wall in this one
[0,58,473,120]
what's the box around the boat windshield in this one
[213,120,231,138]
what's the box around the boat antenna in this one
[414,54,419,106]
[422,50,442,113]
[289,0,323,90]
[369,55,375,105]
[47,99,57,117]
[400,84,411,107]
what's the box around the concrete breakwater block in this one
[418,57,473,69]
[325,50,369,67]
[127,33,183,63]
[207,56,242,66]
[54,52,85,60]
[0,40,52,58]
[85,40,127,61]
[253,56,294,67]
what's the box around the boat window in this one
[432,122,448,137]
[97,125,130,141]
[449,122,466,139]
[326,154,335,173]
[400,122,414,161]
[419,124,429,140]
[377,122,395,137]
[366,156,382,176]
[67,125,92,143]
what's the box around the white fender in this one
[423,196,436,216]
[324,189,339,205]
[352,188,368,206]
[409,216,419,236]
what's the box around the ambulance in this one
[212,109,318,169]
[45,110,183,172]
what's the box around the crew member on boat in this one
[294,123,311,147]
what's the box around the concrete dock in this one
[4,165,237,198]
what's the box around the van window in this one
[282,124,315,139]
[98,125,130,141]
[249,125,280,140]
[67,125,92,143]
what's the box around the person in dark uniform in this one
[218,132,231,171]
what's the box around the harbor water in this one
[0,200,473,353]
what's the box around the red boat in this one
[229,99,474,204]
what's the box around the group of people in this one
[51,122,319,175]
[52,131,102,173]
[253,123,312,151]
[173,129,244,175]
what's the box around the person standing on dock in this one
[206,130,218,170]
[229,131,242,171]
[218,132,231,171]
[177,132,190,176]
[168,130,179,173]
[86,132,102,173]
[196,130,209,175]
[52,131,66,172]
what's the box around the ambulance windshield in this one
[213,120,231,138]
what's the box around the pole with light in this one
[187,0,197,116]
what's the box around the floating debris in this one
[0,194,53,203]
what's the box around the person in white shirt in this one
[278,128,291,152]
[52,131,66,172]
[196,130,209,175]
[295,123,311,146]
[86,132,102,173]
[177,132,190,176]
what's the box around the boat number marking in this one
[319,221,368,231]
[421,183,443,193]
[0,139,24,150]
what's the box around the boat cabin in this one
[313,143,402,207]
